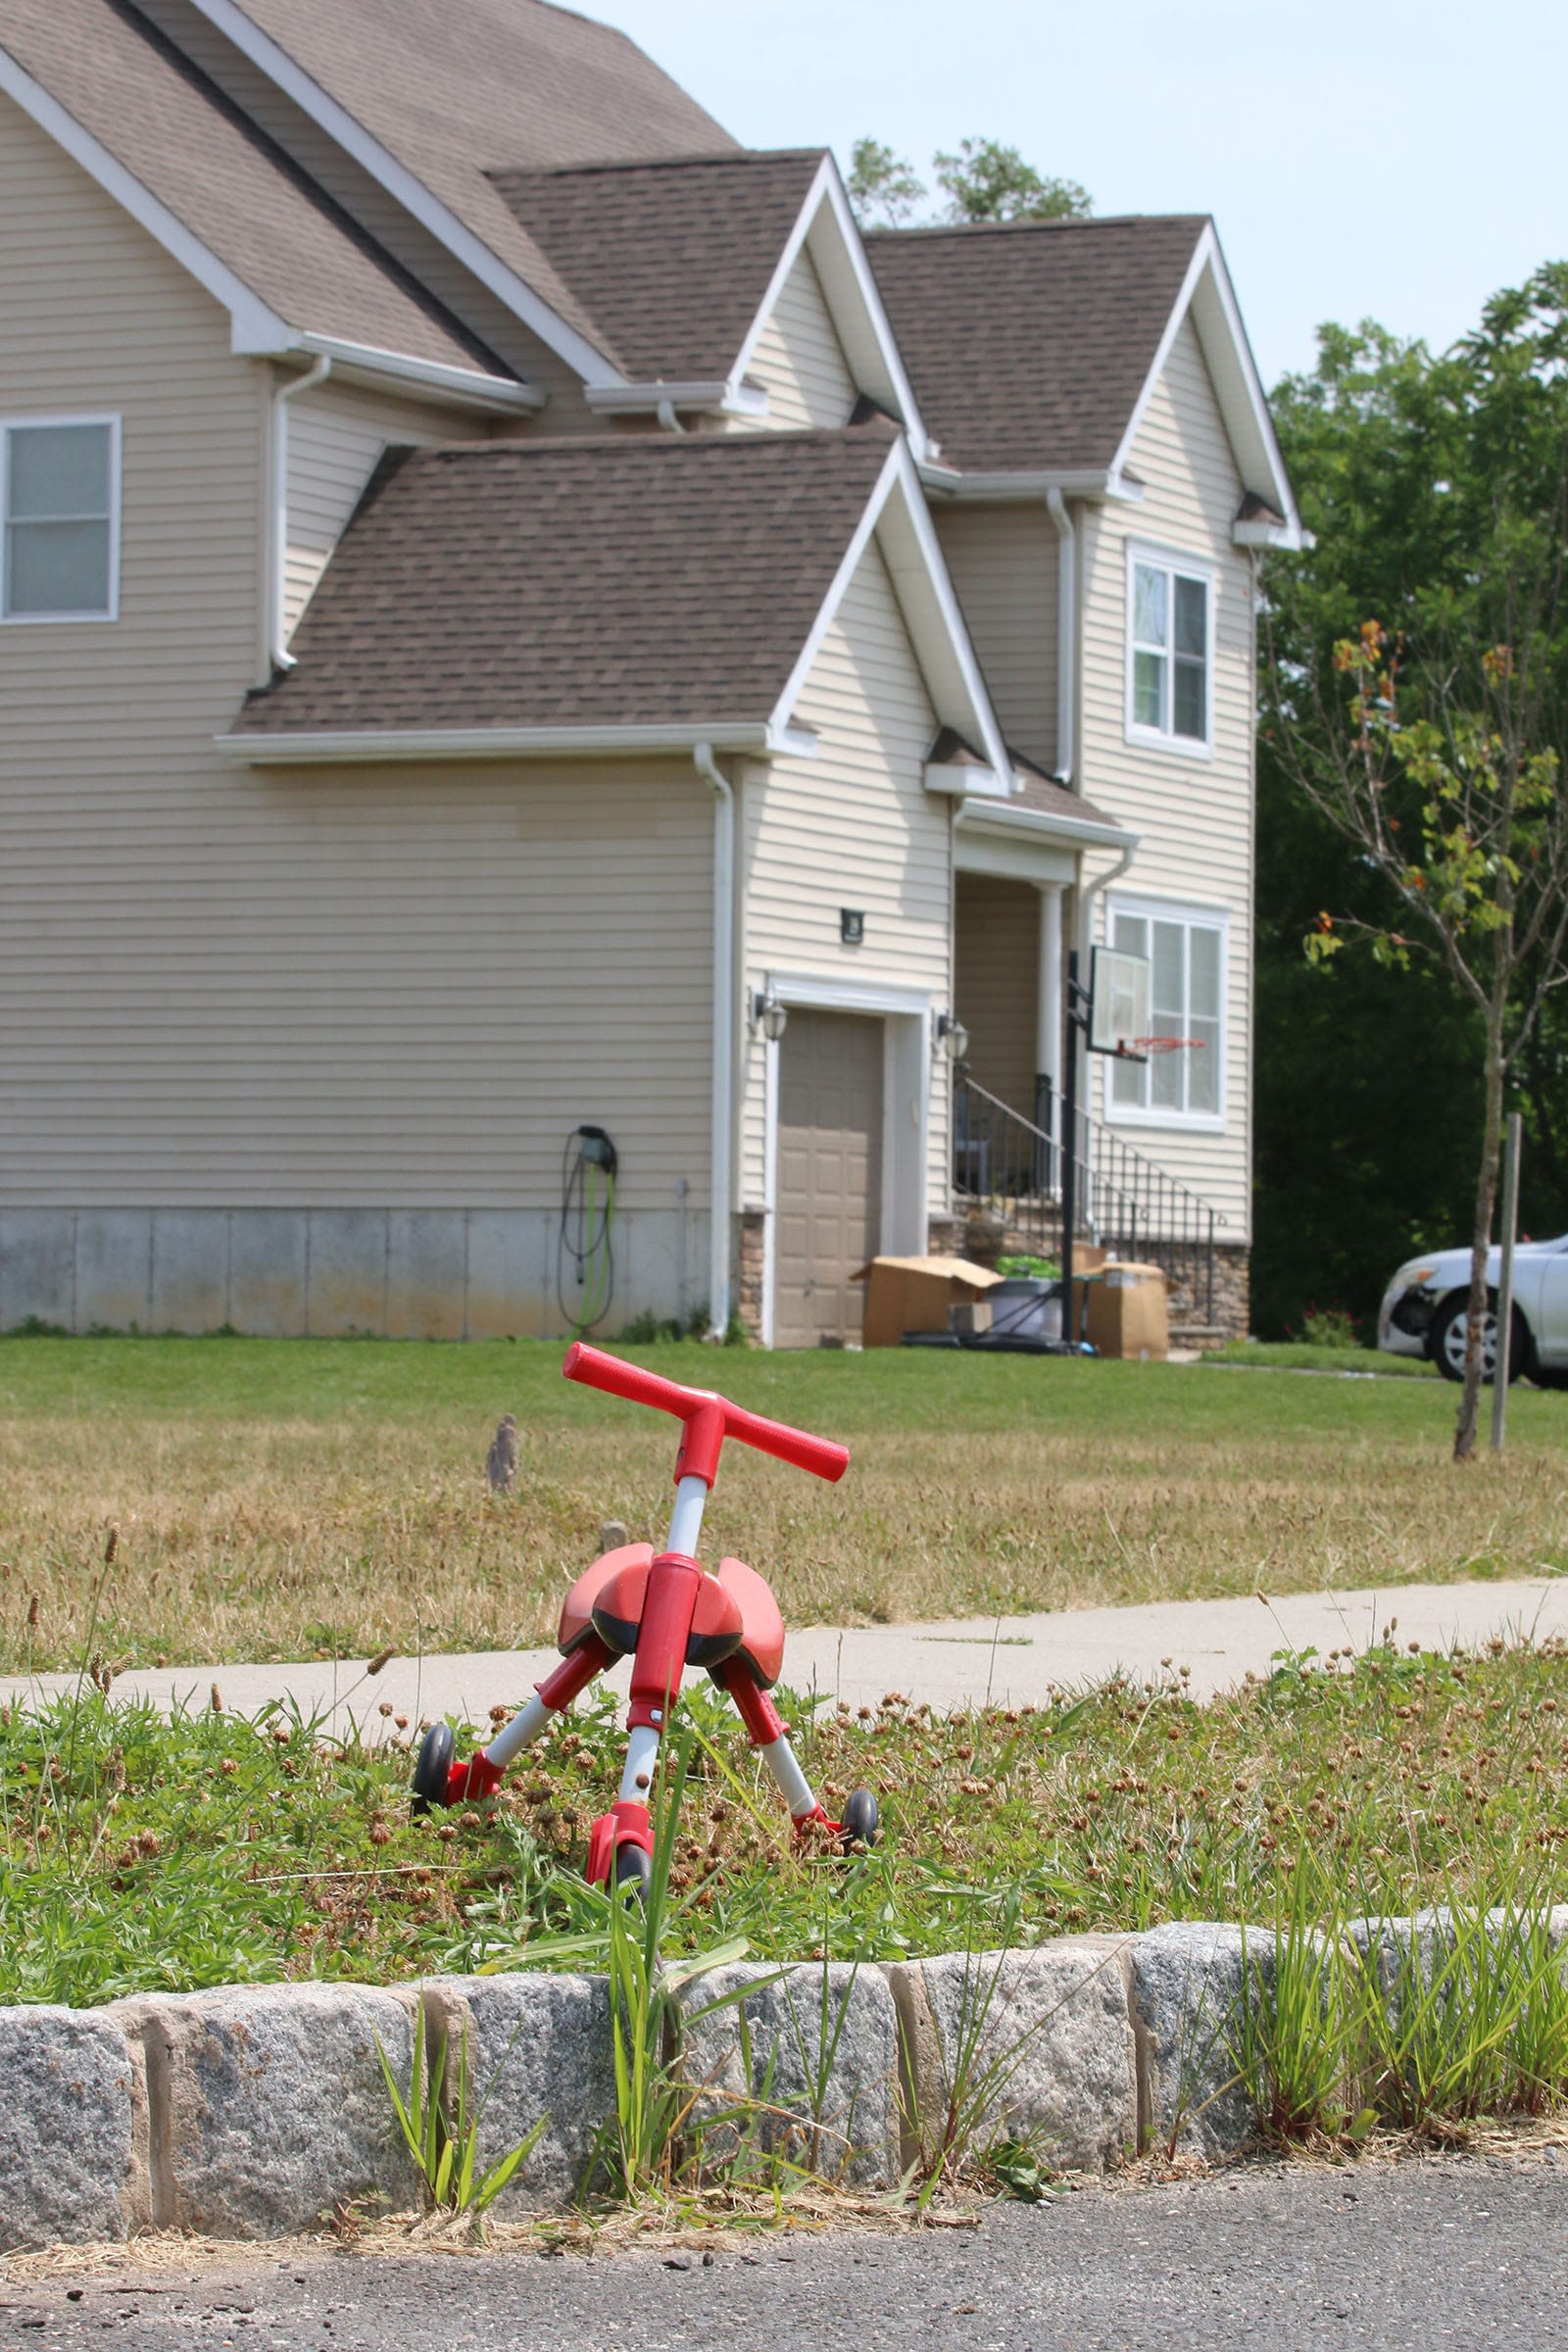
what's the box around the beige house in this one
[0,0,1299,1347]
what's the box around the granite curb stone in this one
[6,1907,1555,2249]
[672,1960,901,2188]
[421,1971,616,2210]
[1129,1921,1277,2159]
[0,2006,147,2250]
[886,1937,1139,2177]
[112,1983,419,2237]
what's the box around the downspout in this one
[694,741,735,1338]
[270,353,331,672]
[1076,839,1137,967]
[1046,489,1076,785]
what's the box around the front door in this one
[774,1009,884,1348]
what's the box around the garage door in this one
[774,1009,883,1348]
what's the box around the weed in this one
[375,2016,547,2216]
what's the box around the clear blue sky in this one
[584,0,1564,390]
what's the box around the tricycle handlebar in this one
[562,1343,849,1490]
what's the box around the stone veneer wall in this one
[737,1209,765,1341]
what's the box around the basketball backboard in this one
[1090,947,1151,1055]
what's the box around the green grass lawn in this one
[0,1334,1563,1673]
[5,1638,1565,2012]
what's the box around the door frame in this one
[760,971,933,1348]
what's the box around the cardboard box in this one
[949,1298,994,1338]
[1085,1259,1169,1360]
[851,1255,1004,1348]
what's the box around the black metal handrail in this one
[952,1069,1223,1324]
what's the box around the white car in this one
[1379,1236,1568,1384]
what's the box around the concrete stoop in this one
[3,1913,1565,2252]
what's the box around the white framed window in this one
[1104,898,1226,1128]
[1,416,121,622]
[1125,541,1211,756]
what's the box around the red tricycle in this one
[410,1343,877,1895]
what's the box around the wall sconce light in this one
[935,1011,969,1061]
[751,986,789,1044]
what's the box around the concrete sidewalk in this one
[3,1576,1563,1736]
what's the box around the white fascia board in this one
[727,158,931,459]
[0,41,288,354]
[957,796,1134,852]
[919,464,1116,504]
[1108,223,1302,547]
[217,721,774,765]
[583,380,767,417]
[295,335,541,413]
[925,760,1003,797]
[184,0,624,389]
[765,438,1009,779]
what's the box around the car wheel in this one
[1430,1292,1530,1385]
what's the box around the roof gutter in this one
[693,741,736,1341]
[585,380,769,421]
[293,334,543,416]
[217,721,779,766]
[958,797,1133,854]
[918,463,1132,504]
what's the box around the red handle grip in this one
[562,1342,849,1489]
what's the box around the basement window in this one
[1,416,120,621]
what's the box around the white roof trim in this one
[295,336,542,413]
[584,380,766,418]
[184,0,625,389]
[925,759,1004,797]
[0,39,287,355]
[920,464,1122,504]
[957,796,1133,852]
[727,157,931,460]
[1108,223,1302,548]
[218,721,776,766]
[766,438,1009,777]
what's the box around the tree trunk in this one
[1454,993,1508,1461]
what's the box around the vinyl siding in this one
[0,101,712,1214]
[934,501,1057,773]
[284,377,486,638]
[738,541,950,1215]
[733,248,856,432]
[1076,313,1254,1240]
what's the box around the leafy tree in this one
[846,137,926,229]
[933,137,1091,223]
[845,136,1091,230]
[1261,268,1568,1457]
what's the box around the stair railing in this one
[952,1068,1222,1325]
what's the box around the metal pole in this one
[1060,951,1079,1349]
[1491,1110,1523,1452]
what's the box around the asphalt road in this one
[4,2150,1564,2352]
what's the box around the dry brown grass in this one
[1,1336,1564,1671]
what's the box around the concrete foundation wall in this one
[0,1207,710,1341]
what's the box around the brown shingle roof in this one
[212,0,743,364]
[489,151,824,383]
[865,216,1206,474]
[0,0,503,374]
[234,420,900,740]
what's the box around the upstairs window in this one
[2,417,120,621]
[1127,545,1210,752]
[1107,900,1225,1125]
